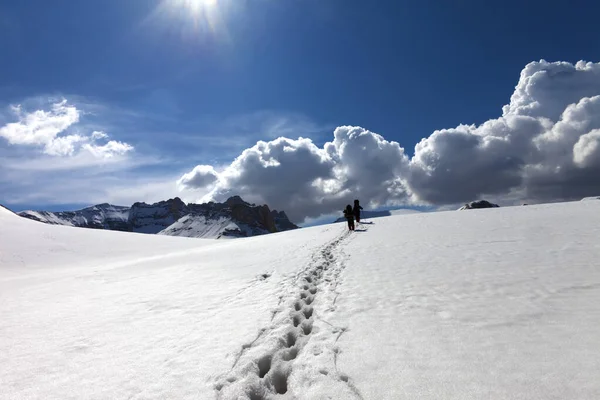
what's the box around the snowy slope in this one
[2,202,600,399]
[158,214,267,239]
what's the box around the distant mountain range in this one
[17,196,299,239]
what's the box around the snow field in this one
[2,201,600,399]
[0,208,342,399]
[332,201,600,399]
[216,230,363,399]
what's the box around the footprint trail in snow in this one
[214,227,364,400]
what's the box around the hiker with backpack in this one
[353,199,363,223]
[343,204,355,231]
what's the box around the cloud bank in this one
[180,60,600,222]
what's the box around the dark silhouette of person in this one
[343,204,355,231]
[353,199,363,223]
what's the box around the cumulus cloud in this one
[0,100,80,155]
[0,99,134,159]
[573,130,600,168]
[203,137,338,220]
[177,165,219,189]
[503,60,600,120]
[82,140,134,159]
[183,130,410,222]
[178,59,600,223]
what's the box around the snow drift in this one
[2,201,600,399]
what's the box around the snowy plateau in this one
[1,200,600,400]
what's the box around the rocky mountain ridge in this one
[17,196,298,239]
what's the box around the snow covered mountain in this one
[4,200,599,399]
[17,196,298,239]
[458,199,500,210]
[17,203,131,230]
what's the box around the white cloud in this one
[91,131,109,140]
[573,130,600,168]
[503,60,600,120]
[177,165,219,190]
[0,99,134,159]
[182,130,410,222]
[82,140,134,159]
[179,60,600,223]
[44,133,87,156]
[0,100,80,155]
[0,97,145,208]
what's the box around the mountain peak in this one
[225,196,250,207]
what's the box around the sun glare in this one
[182,0,218,12]
[156,0,229,40]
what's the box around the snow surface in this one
[2,202,600,399]
[158,214,264,239]
[334,208,421,223]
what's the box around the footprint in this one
[281,347,298,361]
[319,369,329,375]
[302,306,313,319]
[305,296,315,305]
[305,277,313,283]
[339,374,349,382]
[294,302,302,311]
[257,355,272,378]
[270,370,288,394]
[285,331,297,348]
[301,320,313,335]
[300,292,308,299]
[302,284,309,290]
[292,313,304,327]
[309,287,317,294]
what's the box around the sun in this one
[169,0,219,15]
[181,0,218,12]
[154,0,229,40]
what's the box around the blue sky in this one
[2,0,600,223]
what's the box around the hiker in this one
[343,204,355,231]
[353,199,363,223]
